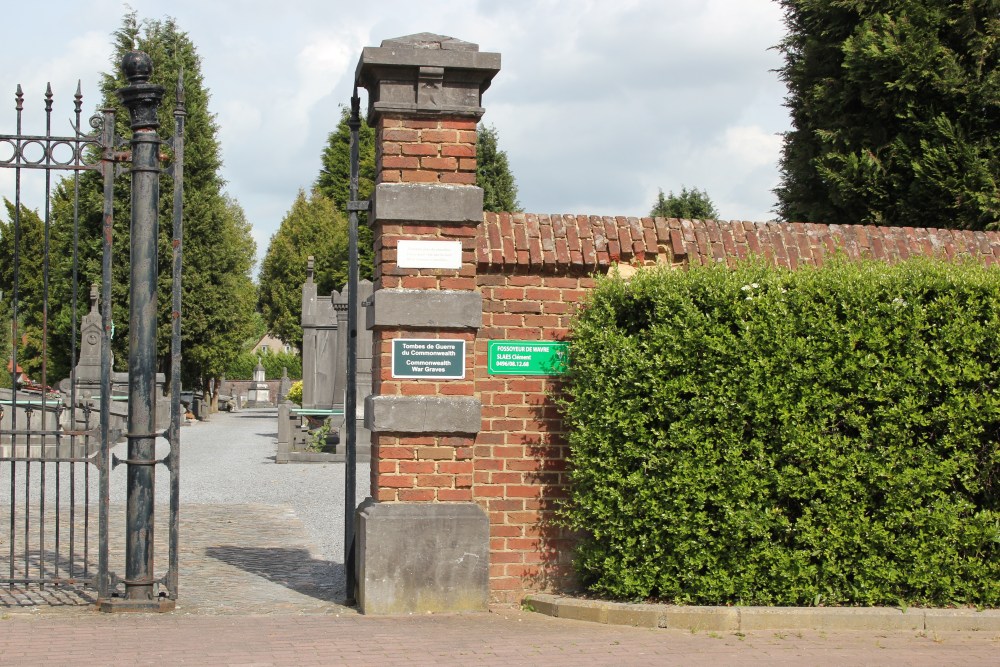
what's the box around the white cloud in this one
[1,0,794,265]
[720,125,784,170]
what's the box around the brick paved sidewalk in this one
[1,608,997,666]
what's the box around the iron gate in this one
[0,51,183,609]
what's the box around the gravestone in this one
[301,256,339,409]
[72,284,106,399]
[277,367,292,403]
[246,359,271,407]
[276,263,373,463]
[339,280,374,450]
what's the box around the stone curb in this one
[523,594,1000,633]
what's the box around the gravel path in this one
[147,407,372,564]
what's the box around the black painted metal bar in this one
[117,51,164,604]
[97,105,116,599]
[343,90,361,606]
[62,80,84,585]
[39,82,53,585]
[1,78,108,594]
[167,70,185,601]
[9,84,23,588]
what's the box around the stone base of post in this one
[354,499,488,614]
[97,597,176,613]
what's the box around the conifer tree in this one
[477,124,521,213]
[650,187,719,219]
[260,114,522,347]
[776,1,1000,229]
[50,12,257,394]
[0,201,47,381]
[257,190,348,351]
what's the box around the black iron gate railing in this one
[0,51,183,610]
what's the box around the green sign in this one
[487,340,569,376]
[392,339,466,379]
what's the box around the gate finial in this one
[118,50,164,131]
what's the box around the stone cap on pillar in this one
[355,32,501,124]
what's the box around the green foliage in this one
[45,12,258,391]
[225,349,301,381]
[0,294,9,390]
[561,259,1000,607]
[650,187,719,219]
[477,124,521,213]
[286,380,303,406]
[0,201,49,382]
[775,1,1000,229]
[260,116,522,352]
[308,418,333,452]
[317,106,377,216]
[315,105,375,281]
[257,189,348,351]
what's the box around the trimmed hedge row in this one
[560,259,1000,607]
[225,350,302,381]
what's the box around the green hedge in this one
[560,259,1000,607]
[225,350,302,381]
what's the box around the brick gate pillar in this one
[353,33,500,614]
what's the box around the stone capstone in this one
[372,183,484,224]
[366,289,482,330]
[365,395,481,434]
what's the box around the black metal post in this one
[117,51,164,606]
[97,106,116,601]
[343,91,361,605]
[167,70,185,600]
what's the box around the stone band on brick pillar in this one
[354,33,499,615]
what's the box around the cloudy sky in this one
[1,0,790,270]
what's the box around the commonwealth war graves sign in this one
[392,339,466,379]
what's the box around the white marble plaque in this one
[397,240,463,269]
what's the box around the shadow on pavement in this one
[205,545,344,603]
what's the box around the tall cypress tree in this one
[775,1,1000,229]
[257,189,349,351]
[476,124,521,213]
[50,12,257,393]
[0,201,46,381]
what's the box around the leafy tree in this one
[0,296,9,390]
[316,105,377,214]
[0,201,48,382]
[257,189,348,351]
[311,114,521,283]
[775,1,1000,229]
[262,115,523,349]
[315,106,375,282]
[650,187,720,219]
[477,124,521,213]
[46,13,258,399]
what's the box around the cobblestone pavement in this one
[0,609,997,666]
[2,410,999,664]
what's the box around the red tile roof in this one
[478,214,1000,272]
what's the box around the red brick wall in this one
[473,272,595,601]
[376,117,477,185]
[469,212,1000,602]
